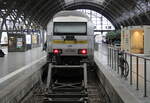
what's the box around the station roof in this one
[1,0,150,29]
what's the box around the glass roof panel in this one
[65,0,105,4]
[77,9,115,31]
[65,0,74,3]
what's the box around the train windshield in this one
[54,22,87,35]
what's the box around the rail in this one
[108,46,149,97]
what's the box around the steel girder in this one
[63,1,121,29]
[1,0,150,30]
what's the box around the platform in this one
[94,44,150,103]
[0,47,46,78]
[0,47,47,103]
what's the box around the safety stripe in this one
[52,40,88,44]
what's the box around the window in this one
[54,22,87,35]
[77,9,115,31]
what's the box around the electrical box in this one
[121,26,150,54]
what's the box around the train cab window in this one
[54,22,87,35]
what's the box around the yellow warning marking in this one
[52,40,88,44]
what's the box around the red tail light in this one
[79,49,87,55]
[53,49,61,54]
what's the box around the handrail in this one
[107,46,148,97]
[108,46,150,60]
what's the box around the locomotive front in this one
[47,11,94,65]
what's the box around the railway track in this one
[87,70,110,103]
[22,68,110,103]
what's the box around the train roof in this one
[53,10,90,20]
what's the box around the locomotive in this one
[46,10,94,65]
[45,10,95,103]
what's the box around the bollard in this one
[117,49,119,74]
[144,59,147,97]
[136,57,139,90]
[130,55,132,85]
[110,48,112,67]
[125,52,127,60]
[107,48,109,65]
[109,48,110,67]
[111,48,113,68]
[124,52,127,74]
[114,49,116,71]
[112,48,113,69]
[108,48,110,66]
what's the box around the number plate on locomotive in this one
[63,49,77,54]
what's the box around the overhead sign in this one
[23,29,40,33]
[26,35,31,44]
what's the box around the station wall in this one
[121,26,150,54]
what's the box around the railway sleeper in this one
[43,99,86,103]
[42,88,88,103]
[44,62,88,103]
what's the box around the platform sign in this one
[17,38,23,48]
[26,35,31,44]
[32,35,37,44]
[1,32,8,44]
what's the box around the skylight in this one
[64,0,105,4]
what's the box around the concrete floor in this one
[0,47,46,78]
[0,44,149,103]
[95,43,150,103]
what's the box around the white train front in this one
[46,10,94,65]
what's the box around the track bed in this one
[87,70,110,103]
[22,69,110,103]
